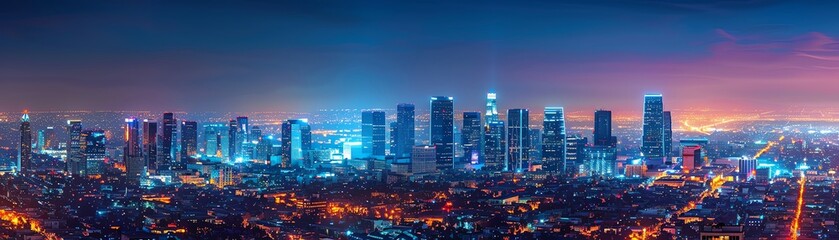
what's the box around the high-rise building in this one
[593,110,616,147]
[430,96,454,170]
[586,146,616,177]
[461,112,482,164]
[124,118,144,185]
[682,145,703,172]
[160,113,177,166]
[483,121,506,170]
[18,111,32,174]
[485,92,499,123]
[82,130,106,175]
[180,121,198,161]
[528,128,542,164]
[411,145,437,174]
[203,123,226,158]
[66,120,84,177]
[641,94,665,166]
[393,103,415,158]
[236,116,250,160]
[507,109,530,172]
[542,107,566,173]
[37,129,44,153]
[142,120,158,172]
[281,119,312,168]
[362,111,386,157]
[228,119,238,162]
[565,135,587,174]
[663,111,673,164]
[43,127,56,151]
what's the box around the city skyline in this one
[5,1,839,112]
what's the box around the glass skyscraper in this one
[82,130,106,175]
[142,120,158,172]
[180,121,198,161]
[66,120,84,177]
[507,109,530,172]
[362,110,387,157]
[18,112,31,174]
[124,118,143,185]
[641,94,665,166]
[281,119,312,168]
[594,110,616,147]
[160,112,177,166]
[461,112,482,164]
[430,96,454,170]
[542,107,566,173]
[393,103,416,158]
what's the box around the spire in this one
[21,110,30,122]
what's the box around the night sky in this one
[3,1,839,112]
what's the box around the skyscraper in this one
[461,112,482,164]
[361,110,386,157]
[228,119,238,162]
[393,103,415,158]
[593,110,616,147]
[528,128,542,164]
[507,109,530,172]
[641,94,665,166]
[203,123,226,158]
[19,111,32,174]
[124,118,143,185]
[430,96,454,170]
[236,116,250,160]
[565,135,588,175]
[66,120,84,177]
[160,112,177,166]
[485,92,499,123]
[43,126,56,151]
[483,121,506,170]
[411,145,437,174]
[180,121,198,161]
[142,120,158,172]
[542,107,566,173]
[82,130,106,175]
[663,111,673,165]
[281,119,312,168]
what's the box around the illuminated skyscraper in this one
[507,109,530,171]
[37,129,44,153]
[236,116,250,160]
[43,126,56,150]
[542,107,566,173]
[180,121,198,161]
[228,119,238,161]
[393,103,416,158]
[66,120,84,176]
[485,92,499,123]
[528,128,542,164]
[362,110,387,157]
[663,111,673,164]
[124,118,143,185]
[641,94,665,166]
[281,119,312,168]
[594,110,616,147]
[18,111,32,174]
[142,120,158,171]
[82,130,106,175]
[565,135,587,174]
[160,112,177,166]
[203,123,226,158]
[483,121,506,170]
[430,96,454,170]
[461,112,482,164]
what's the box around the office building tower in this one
[641,94,665,166]
[430,96,454,170]
[565,135,587,174]
[37,129,44,153]
[542,107,566,173]
[160,112,177,166]
[281,119,312,168]
[82,130,106,175]
[389,122,397,155]
[18,111,32,174]
[587,146,616,177]
[236,116,250,159]
[43,127,56,151]
[142,120,158,171]
[66,120,84,177]
[663,111,673,164]
[411,145,437,174]
[507,109,530,171]
[124,118,143,185]
[594,110,616,147]
[362,110,387,157]
[682,146,703,172]
[528,128,543,164]
[485,92,499,123]
[180,121,198,161]
[483,121,506,170]
[203,123,226,158]
[738,157,757,180]
[393,103,416,158]
[461,112,482,164]
[228,119,238,161]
